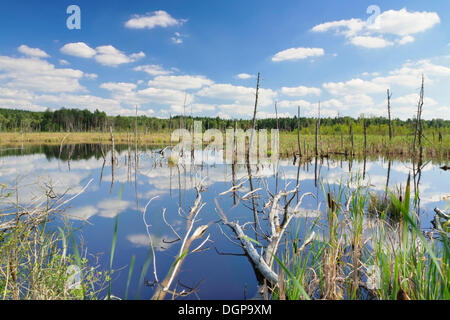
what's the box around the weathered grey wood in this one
[387,89,392,141]
[297,106,302,157]
[248,72,260,160]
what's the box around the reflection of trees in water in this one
[2,142,444,299]
[0,144,161,161]
[1,143,446,169]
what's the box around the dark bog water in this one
[0,144,448,299]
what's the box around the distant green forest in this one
[0,107,449,136]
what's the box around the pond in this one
[0,144,448,299]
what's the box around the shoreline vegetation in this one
[0,105,449,159]
[0,181,107,300]
[219,174,449,300]
[278,177,449,300]
[1,170,448,300]
[0,131,448,160]
[0,89,448,299]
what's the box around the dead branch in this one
[142,196,160,283]
[0,179,93,232]
[215,197,278,283]
[215,186,314,285]
[152,185,209,300]
[219,178,248,196]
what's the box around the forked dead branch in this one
[215,182,315,286]
[151,182,211,300]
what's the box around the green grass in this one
[0,182,108,300]
[276,132,450,159]
[273,174,449,300]
[368,189,404,222]
[0,220,107,300]
[1,131,448,159]
[1,160,447,300]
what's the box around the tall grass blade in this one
[272,254,310,300]
[136,249,153,299]
[107,213,119,300]
[124,255,136,300]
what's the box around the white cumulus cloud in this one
[134,64,173,76]
[100,82,137,92]
[148,75,213,90]
[367,8,440,36]
[125,10,185,29]
[60,42,96,58]
[281,85,321,97]
[350,36,393,49]
[95,45,145,67]
[197,83,277,107]
[0,55,85,93]
[312,8,440,49]
[272,47,324,62]
[236,73,254,79]
[60,42,145,67]
[18,45,50,58]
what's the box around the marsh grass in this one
[274,174,449,300]
[1,131,448,159]
[276,132,450,159]
[0,220,107,300]
[368,189,403,222]
[0,183,108,300]
[168,153,179,167]
[0,132,172,146]
[1,150,447,300]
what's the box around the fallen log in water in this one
[215,185,314,285]
[152,184,210,300]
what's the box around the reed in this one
[273,174,449,300]
[1,131,448,159]
[0,204,106,299]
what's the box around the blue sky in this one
[0,0,449,119]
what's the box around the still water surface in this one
[0,144,448,299]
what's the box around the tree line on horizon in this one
[0,107,448,136]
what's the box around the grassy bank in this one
[273,175,450,300]
[0,132,171,146]
[1,131,449,159]
[1,167,448,300]
[0,184,107,300]
[278,131,449,159]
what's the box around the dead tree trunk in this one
[418,77,424,159]
[315,120,319,156]
[275,102,279,133]
[364,119,367,154]
[110,125,115,164]
[413,75,424,157]
[216,188,314,286]
[387,89,392,141]
[248,72,260,161]
[297,106,302,158]
[135,105,138,168]
[110,125,115,194]
[152,188,209,300]
[275,101,280,192]
[233,120,237,164]
[349,123,354,156]
[318,101,322,154]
